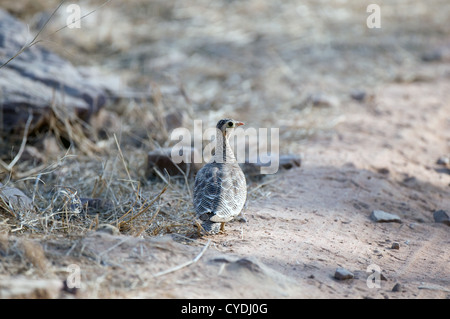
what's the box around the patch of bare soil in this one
[218,79,450,299]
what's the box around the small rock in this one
[376,167,390,175]
[279,155,302,170]
[240,154,301,179]
[392,283,402,292]
[334,267,354,280]
[391,242,400,250]
[310,93,339,108]
[421,51,442,62]
[146,147,202,178]
[433,210,450,226]
[350,89,367,102]
[164,110,187,131]
[436,156,449,166]
[96,224,120,235]
[370,210,402,223]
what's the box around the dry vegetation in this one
[0,0,449,298]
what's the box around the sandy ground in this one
[156,78,450,299]
[212,79,450,298]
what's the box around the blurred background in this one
[3,0,450,147]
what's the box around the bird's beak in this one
[235,121,245,127]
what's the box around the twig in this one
[113,133,136,193]
[98,237,132,259]
[135,206,161,237]
[117,183,168,228]
[418,285,450,293]
[153,240,211,278]
[0,113,33,173]
[0,0,113,69]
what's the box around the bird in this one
[193,118,247,234]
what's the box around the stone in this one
[0,9,106,138]
[391,242,400,250]
[96,224,120,235]
[436,156,449,166]
[392,283,402,292]
[240,154,301,179]
[433,210,450,226]
[370,210,401,223]
[279,155,302,170]
[334,267,354,280]
[0,182,34,212]
[350,89,367,102]
[146,147,202,178]
[309,92,339,108]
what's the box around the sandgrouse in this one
[193,119,247,234]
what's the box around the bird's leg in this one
[220,222,225,232]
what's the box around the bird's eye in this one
[227,122,233,127]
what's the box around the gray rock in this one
[96,224,120,235]
[0,182,34,212]
[240,154,301,179]
[0,9,105,137]
[433,210,450,226]
[334,267,354,280]
[146,147,202,178]
[370,210,402,223]
[436,156,449,166]
[392,283,402,292]
[309,92,339,108]
[350,89,367,102]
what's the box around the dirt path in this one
[195,79,450,298]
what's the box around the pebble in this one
[96,224,120,235]
[433,210,450,226]
[310,93,339,108]
[436,156,449,166]
[392,283,402,292]
[334,267,354,280]
[370,210,402,223]
[391,242,400,250]
[350,89,367,102]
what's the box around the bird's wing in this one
[193,163,246,223]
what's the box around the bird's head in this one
[216,118,245,138]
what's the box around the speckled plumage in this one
[193,119,247,234]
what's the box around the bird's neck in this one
[214,132,236,163]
